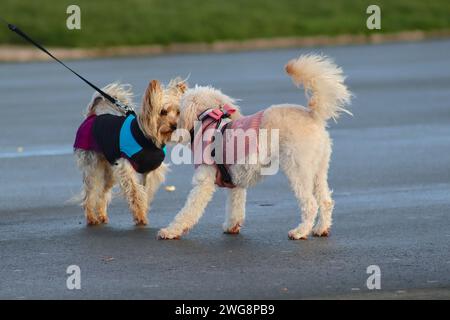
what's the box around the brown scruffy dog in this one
[74,79,186,226]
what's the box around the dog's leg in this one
[223,187,247,234]
[288,177,318,240]
[81,154,105,225]
[114,159,148,226]
[158,166,216,239]
[95,161,114,224]
[144,163,167,207]
[283,165,318,240]
[313,148,334,237]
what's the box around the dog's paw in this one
[134,216,148,226]
[98,215,109,224]
[157,228,181,240]
[312,227,330,237]
[86,216,101,226]
[288,229,308,240]
[223,223,242,235]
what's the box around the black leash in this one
[0,16,134,115]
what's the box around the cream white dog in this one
[158,54,351,240]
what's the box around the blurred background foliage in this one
[0,0,449,47]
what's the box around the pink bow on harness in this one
[199,104,236,121]
[223,104,237,115]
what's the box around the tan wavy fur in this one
[75,79,187,226]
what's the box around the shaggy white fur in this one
[158,54,351,240]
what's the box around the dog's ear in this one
[168,77,188,97]
[177,95,203,132]
[143,80,163,114]
[176,80,188,94]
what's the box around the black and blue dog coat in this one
[74,114,166,174]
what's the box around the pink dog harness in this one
[191,104,264,188]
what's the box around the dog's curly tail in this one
[285,54,352,122]
[86,82,135,117]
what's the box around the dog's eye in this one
[176,110,180,115]
[160,110,168,116]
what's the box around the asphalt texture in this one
[0,39,449,299]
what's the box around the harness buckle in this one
[208,109,224,120]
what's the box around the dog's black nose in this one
[170,124,177,131]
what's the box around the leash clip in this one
[115,100,135,115]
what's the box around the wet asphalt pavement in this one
[0,39,449,299]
